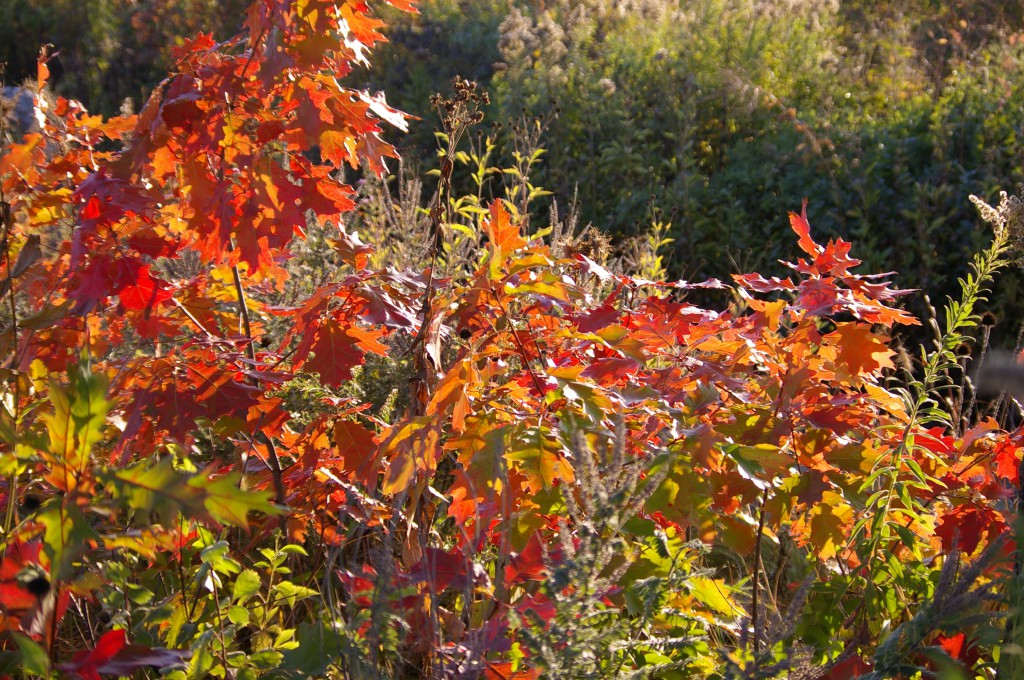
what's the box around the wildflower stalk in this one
[855,191,1016,646]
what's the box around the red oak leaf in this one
[789,198,821,257]
[935,506,1002,555]
[59,629,188,680]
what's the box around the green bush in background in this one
[365,0,1024,338]
[0,0,248,114]
[7,0,1024,338]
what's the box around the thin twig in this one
[228,246,285,504]
[751,486,769,658]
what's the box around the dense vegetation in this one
[2,1,1024,678]
[365,0,1024,337]
[9,1,1024,328]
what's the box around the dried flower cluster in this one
[971,189,1024,246]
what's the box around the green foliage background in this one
[366,0,1024,336]
[0,0,249,113]
[6,0,1024,331]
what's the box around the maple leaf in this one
[357,284,421,329]
[505,532,557,585]
[935,505,1000,554]
[379,417,441,494]
[360,90,410,131]
[579,356,640,385]
[992,438,1021,483]
[798,491,853,560]
[333,418,379,482]
[333,224,374,269]
[355,131,399,176]
[936,632,965,659]
[319,128,357,167]
[407,548,485,593]
[445,418,508,501]
[0,541,45,616]
[384,0,419,12]
[305,168,358,217]
[733,272,796,292]
[70,255,115,315]
[0,133,45,191]
[505,425,574,492]
[326,92,380,134]
[688,576,744,619]
[813,238,861,277]
[114,258,171,313]
[60,629,127,680]
[826,655,873,679]
[483,200,527,266]
[793,277,841,316]
[340,3,388,51]
[485,664,539,680]
[113,349,267,459]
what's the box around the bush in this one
[367,0,1024,341]
[3,2,1024,678]
[0,0,248,114]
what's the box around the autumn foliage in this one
[0,1,1022,678]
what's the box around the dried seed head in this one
[970,190,1024,244]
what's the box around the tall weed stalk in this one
[852,190,1018,658]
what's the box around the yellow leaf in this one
[689,577,743,618]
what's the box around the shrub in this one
[2,2,1024,678]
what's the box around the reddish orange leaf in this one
[789,198,821,256]
[829,324,895,385]
[483,200,527,260]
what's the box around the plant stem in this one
[1,194,18,541]
[751,487,769,658]
[228,252,285,504]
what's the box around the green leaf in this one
[246,651,284,670]
[278,621,345,676]
[273,581,318,607]
[13,633,49,676]
[279,544,308,556]
[37,502,98,582]
[126,582,155,604]
[105,458,280,528]
[689,577,742,618]
[233,569,262,603]
[198,473,279,527]
[200,541,241,575]
[892,524,916,551]
[228,605,250,626]
[41,357,111,468]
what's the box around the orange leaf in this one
[384,0,419,12]
[298,318,389,387]
[789,198,821,256]
[829,323,894,386]
[937,632,965,659]
[380,418,440,494]
[799,491,853,560]
[483,200,527,261]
